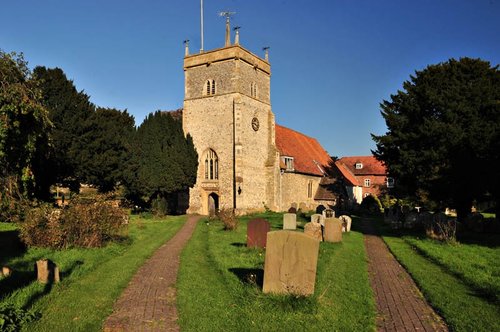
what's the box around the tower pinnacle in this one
[219,11,235,47]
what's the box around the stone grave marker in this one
[247,218,271,248]
[323,218,342,243]
[283,213,297,230]
[304,222,322,241]
[299,202,307,211]
[323,208,335,218]
[263,230,320,296]
[310,214,324,224]
[339,215,352,232]
[35,259,60,284]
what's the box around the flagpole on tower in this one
[200,0,204,52]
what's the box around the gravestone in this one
[323,218,342,242]
[310,214,324,225]
[304,222,323,241]
[299,202,307,211]
[323,208,335,218]
[283,213,297,230]
[263,231,320,296]
[288,207,297,214]
[247,218,271,248]
[339,215,352,232]
[35,259,60,284]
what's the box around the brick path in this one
[361,219,448,332]
[103,215,201,332]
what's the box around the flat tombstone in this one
[283,213,297,230]
[323,218,342,243]
[339,215,352,232]
[247,218,271,248]
[304,222,322,241]
[263,231,320,296]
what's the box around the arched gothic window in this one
[205,80,216,96]
[250,82,257,98]
[204,149,218,180]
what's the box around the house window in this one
[386,177,395,188]
[364,179,371,187]
[283,156,294,171]
[204,149,218,180]
[307,181,313,198]
[205,80,216,95]
[355,162,363,169]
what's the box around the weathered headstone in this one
[35,259,60,284]
[283,213,297,230]
[304,222,323,241]
[288,207,297,214]
[323,218,342,242]
[299,202,307,211]
[263,231,320,296]
[310,214,324,226]
[247,218,271,248]
[323,208,335,218]
[339,215,352,232]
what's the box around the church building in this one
[182,18,337,215]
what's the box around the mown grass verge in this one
[177,212,376,331]
[380,224,500,332]
[0,215,186,331]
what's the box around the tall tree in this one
[372,57,500,219]
[130,111,198,208]
[0,51,52,200]
[33,66,94,190]
[76,107,135,192]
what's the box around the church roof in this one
[337,156,387,176]
[334,160,360,186]
[275,125,332,176]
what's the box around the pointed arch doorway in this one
[208,192,219,216]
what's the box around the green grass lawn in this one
[0,215,186,331]
[177,212,376,331]
[379,221,500,332]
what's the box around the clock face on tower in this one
[251,117,260,131]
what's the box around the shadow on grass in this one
[228,268,264,288]
[230,242,246,248]
[0,259,84,307]
[0,230,27,265]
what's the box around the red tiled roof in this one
[275,125,331,176]
[338,156,387,176]
[334,160,360,186]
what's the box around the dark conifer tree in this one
[373,57,500,219]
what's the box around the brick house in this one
[335,156,393,205]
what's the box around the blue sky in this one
[1,0,499,157]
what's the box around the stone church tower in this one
[183,22,280,215]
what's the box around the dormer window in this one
[205,80,216,95]
[281,156,294,171]
[355,162,363,169]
